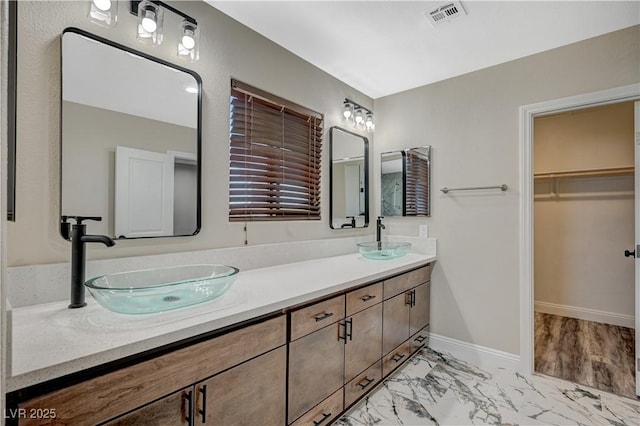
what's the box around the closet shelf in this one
[534,166,634,179]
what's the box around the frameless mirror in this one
[61,28,201,239]
[381,146,431,216]
[330,127,369,229]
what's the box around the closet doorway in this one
[533,101,637,398]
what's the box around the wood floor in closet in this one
[534,312,637,399]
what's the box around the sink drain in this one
[163,296,180,302]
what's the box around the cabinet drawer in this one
[345,361,382,408]
[346,282,382,316]
[290,295,345,341]
[382,339,413,377]
[18,315,286,426]
[410,325,429,354]
[290,388,343,426]
[383,264,432,300]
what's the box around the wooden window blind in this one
[229,80,323,221]
[404,150,430,216]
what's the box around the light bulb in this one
[93,0,111,12]
[181,33,195,50]
[141,9,157,33]
[354,109,364,124]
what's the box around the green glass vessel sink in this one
[85,264,239,314]
[357,241,412,260]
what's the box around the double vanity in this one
[7,248,435,425]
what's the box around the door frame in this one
[518,83,640,376]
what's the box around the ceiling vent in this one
[425,1,466,26]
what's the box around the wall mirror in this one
[61,28,201,239]
[381,146,431,217]
[330,127,369,229]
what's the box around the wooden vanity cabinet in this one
[17,315,286,426]
[14,262,432,426]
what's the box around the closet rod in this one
[440,184,508,194]
[534,166,634,179]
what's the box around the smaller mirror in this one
[381,146,431,217]
[330,127,369,229]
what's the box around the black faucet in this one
[376,216,386,242]
[341,216,356,228]
[61,216,115,309]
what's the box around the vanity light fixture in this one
[342,98,375,133]
[86,1,201,60]
[88,0,118,28]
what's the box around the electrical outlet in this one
[419,225,428,238]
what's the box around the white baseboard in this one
[534,301,634,329]
[428,333,520,371]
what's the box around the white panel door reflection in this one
[115,146,174,238]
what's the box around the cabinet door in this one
[344,303,382,383]
[382,292,411,355]
[288,323,345,423]
[103,389,190,425]
[198,346,286,426]
[409,282,430,337]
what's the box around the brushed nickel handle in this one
[357,377,374,389]
[312,412,332,425]
[314,312,334,322]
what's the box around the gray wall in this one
[9,1,373,266]
[374,25,640,354]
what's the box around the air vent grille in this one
[425,1,467,26]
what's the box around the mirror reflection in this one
[330,127,369,229]
[381,146,431,217]
[61,29,201,239]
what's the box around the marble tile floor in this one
[535,312,636,399]
[335,347,640,425]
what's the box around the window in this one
[229,80,323,221]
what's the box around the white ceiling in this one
[207,1,640,99]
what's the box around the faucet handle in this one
[62,216,103,225]
[61,216,103,240]
[377,216,385,220]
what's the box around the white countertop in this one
[8,252,435,391]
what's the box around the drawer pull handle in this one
[357,377,374,389]
[313,412,332,425]
[361,294,376,302]
[391,353,406,363]
[346,318,353,341]
[314,312,334,322]
[183,390,193,425]
[414,335,427,343]
[198,384,207,423]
